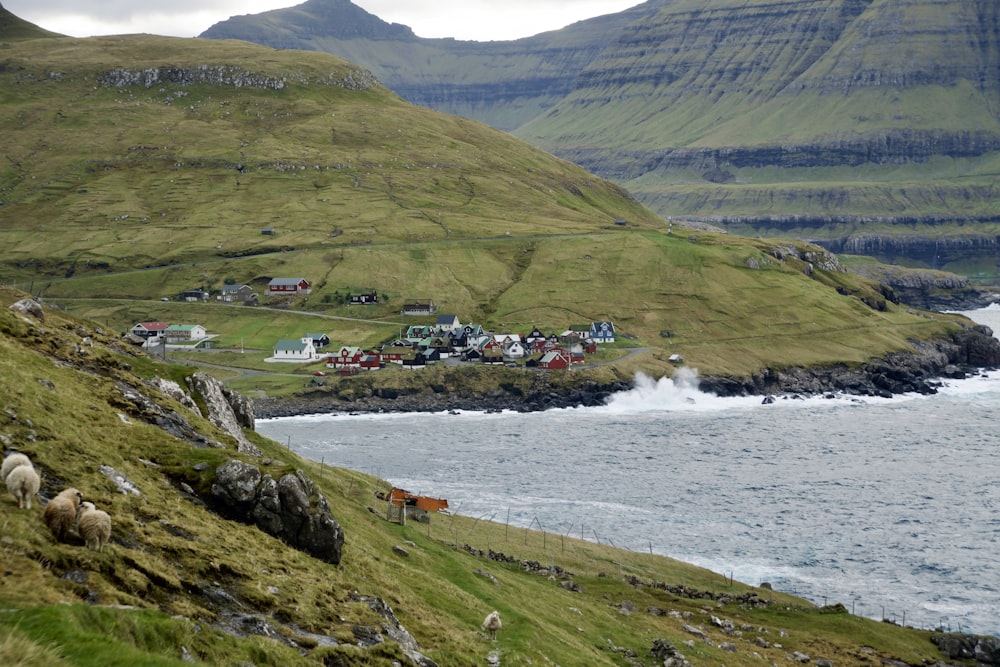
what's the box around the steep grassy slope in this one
[0,288,972,666]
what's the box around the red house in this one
[266,277,311,296]
[538,350,570,370]
[327,345,365,368]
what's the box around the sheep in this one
[44,487,83,542]
[1,452,32,482]
[76,501,112,552]
[481,610,502,640]
[6,464,40,509]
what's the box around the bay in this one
[257,306,1000,637]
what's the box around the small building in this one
[165,324,207,342]
[435,314,461,333]
[272,337,318,361]
[503,340,527,360]
[349,290,379,305]
[401,299,437,316]
[304,333,331,349]
[538,350,570,370]
[328,345,365,368]
[220,284,256,303]
[178,288,209,302]
[359,353,382,371]
[380,346,411,364]
[261,227,276,236]
[266,277,311,296]
[131,321,169,339]
[590,320,616,343]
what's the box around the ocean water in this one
[257,306,1000,636]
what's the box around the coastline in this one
[252,325,1000,419]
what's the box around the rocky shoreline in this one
[252,325,1000,419]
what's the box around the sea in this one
[256,305,1000,637]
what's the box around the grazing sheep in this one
[482,610,502,640]
[6,464,40,509]
[76,501,112,552]
[44,487,82,542]
[1,452,32,482]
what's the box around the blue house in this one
[590,321,616,343]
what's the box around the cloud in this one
[2,0,641,41]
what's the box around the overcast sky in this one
[2,0,642,42]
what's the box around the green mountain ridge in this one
[200,0,1000,278]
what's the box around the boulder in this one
[210,460,345,564]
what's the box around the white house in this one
[272,337,317,361]
[165,324,207,342]
[502,340,527,360]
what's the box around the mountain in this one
[201,0,1000,278]
[3,28,991,387]
[0,1,63,39]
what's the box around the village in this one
[129,277,619,374]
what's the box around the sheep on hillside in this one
[1,452,32,482]
[76,501,112,552]
[6,464,40,509]
[44,487,82,542]
[481,610,502,640]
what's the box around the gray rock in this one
[9,298,44,321]
[209,461,344,564]
[99,465,142,496]
[187,373,260,455]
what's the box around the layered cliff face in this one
[201,0,661,131]
[201,0,1000,274]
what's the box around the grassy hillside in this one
[0,288,970,665]
[0,32,978,386]
[197,0,1000,275]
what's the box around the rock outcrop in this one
[209,460,345,565]
[187,373,260,456]
[700,325,1000,399]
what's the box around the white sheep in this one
[1,452,32,482]
[76,501,112,552]
[44,487,83,542]
[6,464,40,509]
[481,610,502,640]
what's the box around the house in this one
[401,299,437,316]
[349,290,379,305]
[401,352,428,369]
[538,350,570,370]
[272,337,317,361]
[131,322,169,339]
[359,354,382,371]
[435,314,461,334]
[178,288,209,302]
[524,328,547,345]
[304,333,330,349]
[328,346,365,368]
[165,324,207,342]
[502,340,527,360]
[219,284,256,303]
[266,277,311,296]
[565,325,591,339]
[590,321,616,343]
[379,346,411,364]
[404,325,433,341]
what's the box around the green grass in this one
[0,288,966,665]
